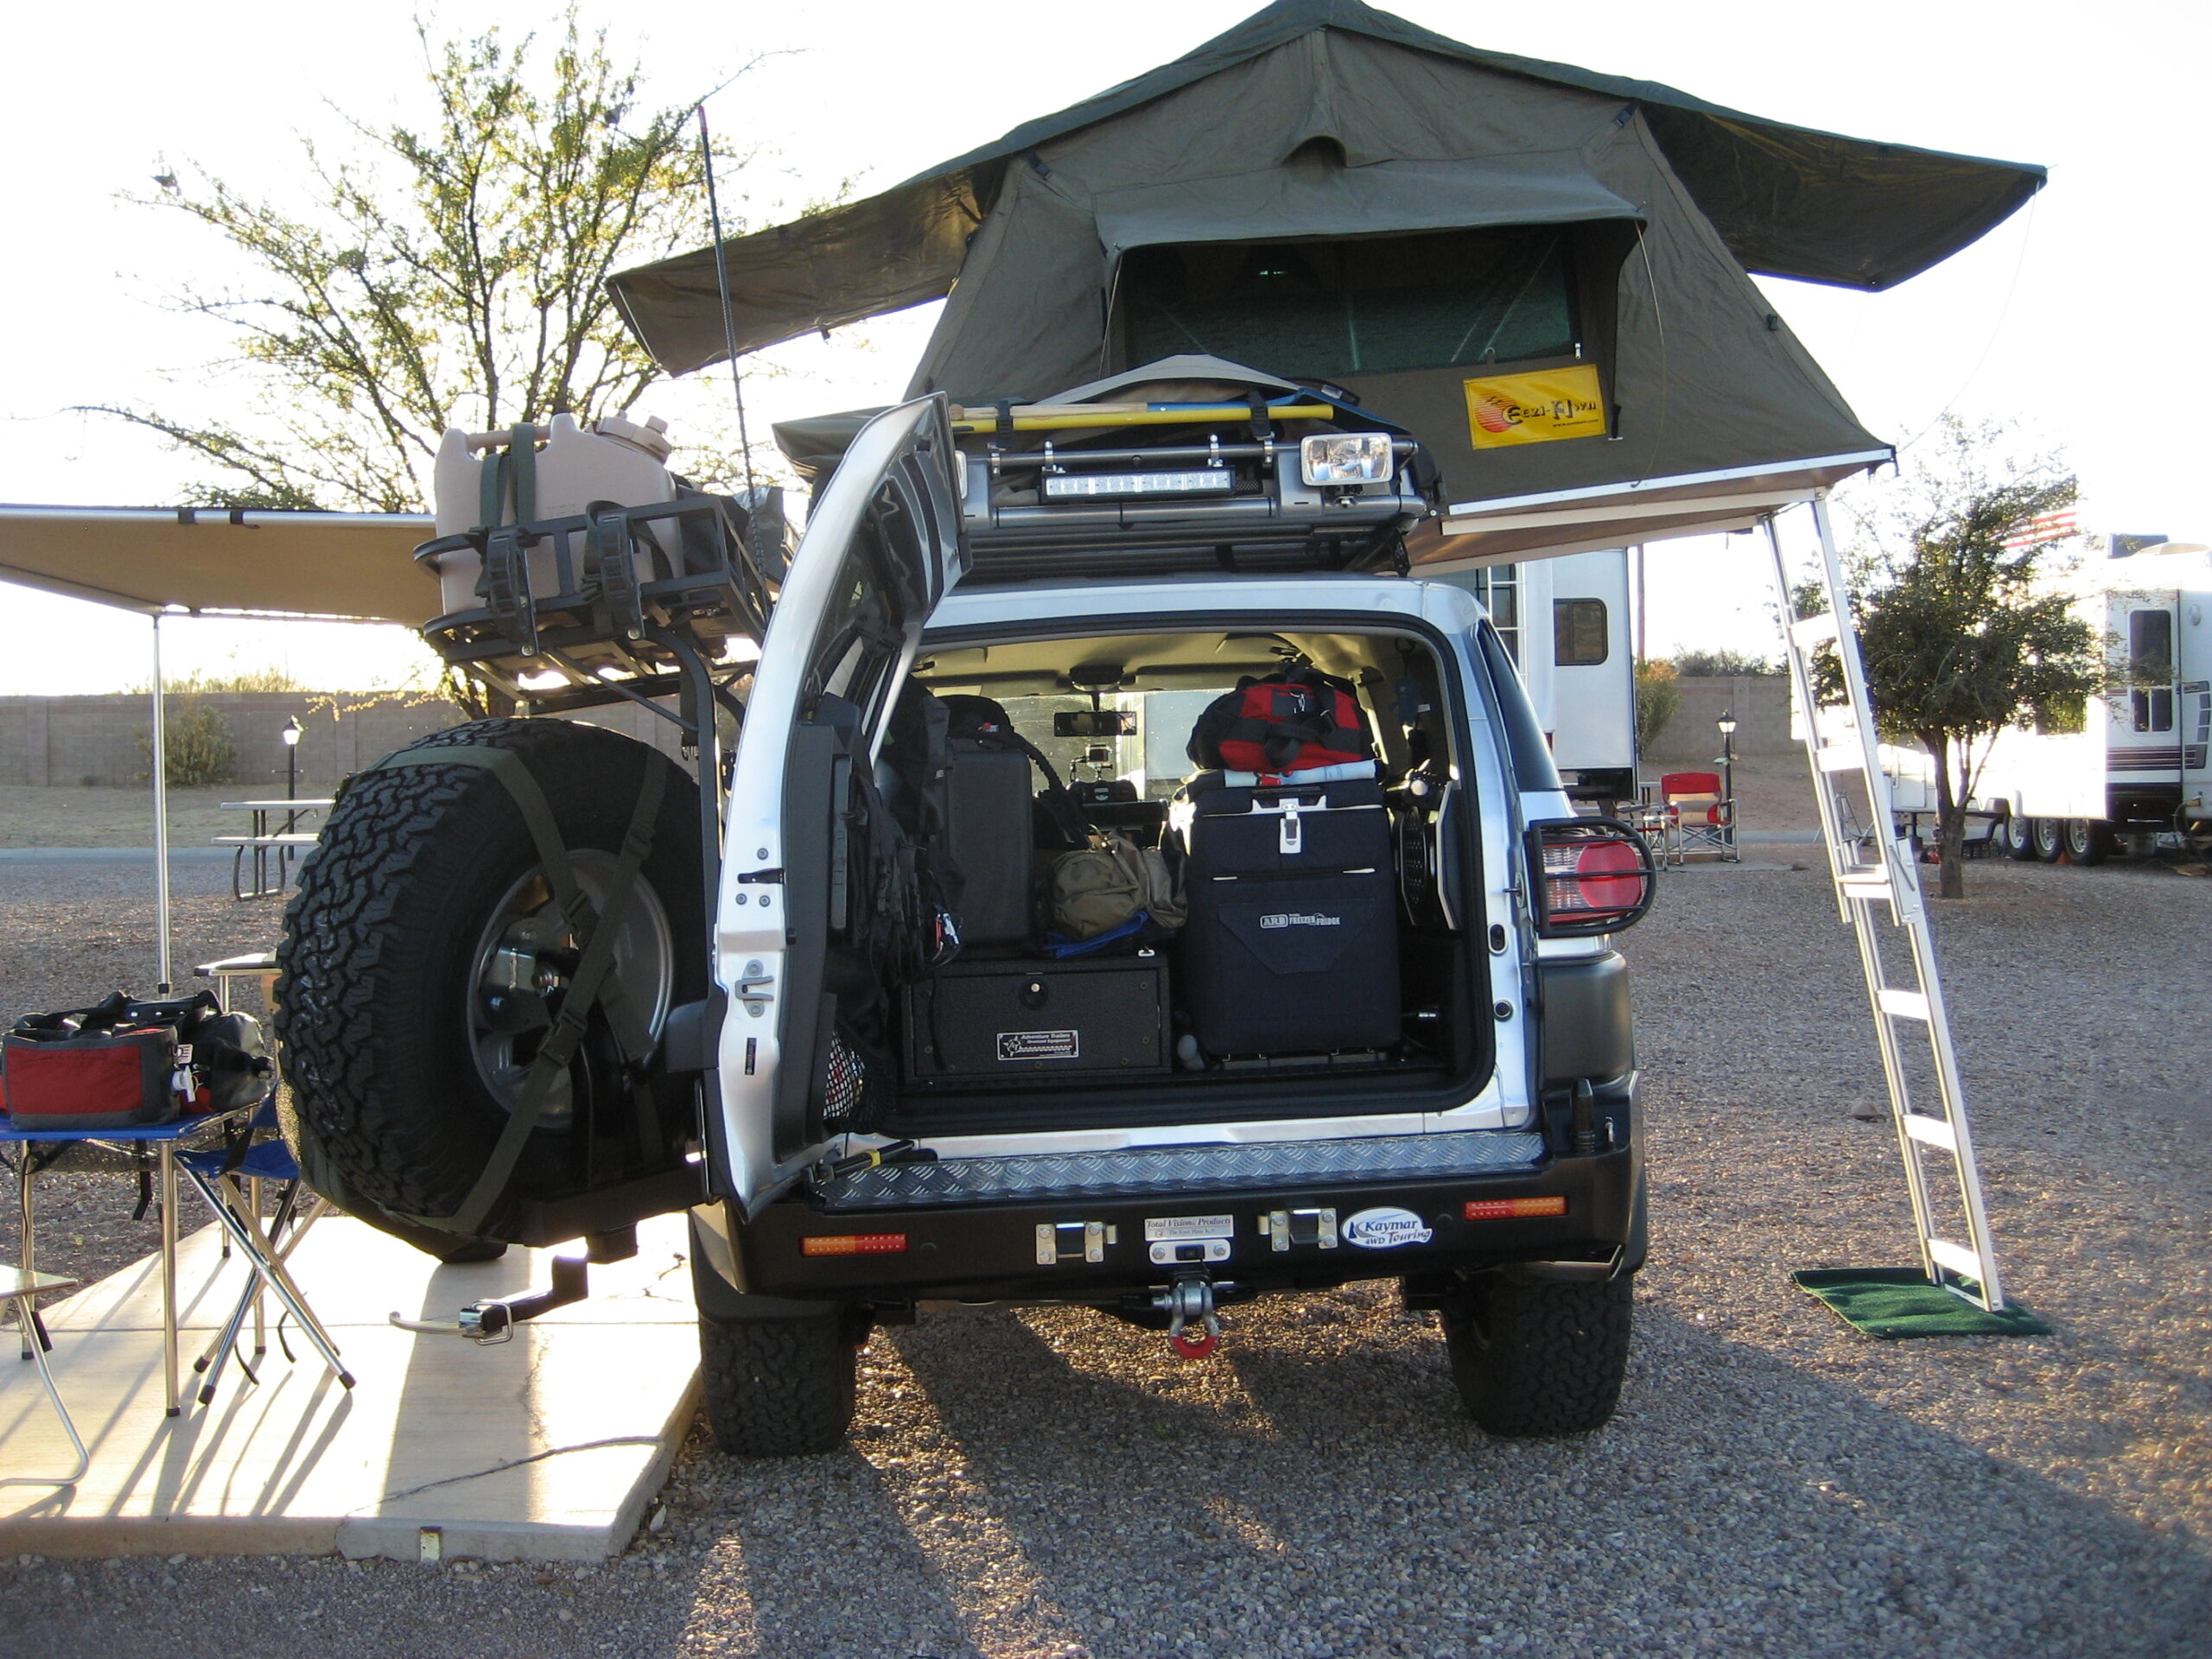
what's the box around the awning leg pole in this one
[151,613,173,994]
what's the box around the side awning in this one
[0,505,438,624]
[1407,449,1892,569]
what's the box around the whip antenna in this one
[696,103,760,506]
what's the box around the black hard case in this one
[943,741,1036,947]
[1180,779,1401,1055]
[903,953,1172,1085]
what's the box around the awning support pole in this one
[150,613,172,994]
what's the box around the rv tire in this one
[2064,818,2110,865]
[2033,817,2066,862]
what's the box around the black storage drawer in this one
[904,953,1171,1086]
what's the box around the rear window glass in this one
[1121,226,1579,382]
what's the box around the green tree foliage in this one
[1634,659,1681,749]
[1817,419,2096,899]
[100,13,755,510]
[1668,646,1779,678]
[137,702,238,787]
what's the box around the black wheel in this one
[2064,818,2110,866]
[276,718,703,1241]
[2033,816,2066,862]
[699,1310,862,1457]
[2000,812,2038,861]
[1439,1271,1633,1436]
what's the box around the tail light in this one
[1527,819,1656,937]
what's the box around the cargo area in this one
[832,620,1494,1139]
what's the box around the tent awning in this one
[1408,449,1892,569]
[0,505,438,624]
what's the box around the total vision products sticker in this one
[1341,1207,1434,1249]
[1144,1215,1235,1242]
[998,1029,1079,1062]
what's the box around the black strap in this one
[371,743,665,1236]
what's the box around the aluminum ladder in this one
[1761,498,2007,1311]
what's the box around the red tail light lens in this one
[1528,819,1656,937]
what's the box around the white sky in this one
[3,0,2205,690]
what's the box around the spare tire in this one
[276,718,703,1246]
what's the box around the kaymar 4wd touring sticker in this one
[1341,1207,1434,1249]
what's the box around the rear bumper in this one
[723,1134,1642,1306]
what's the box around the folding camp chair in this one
[1658,771,1738,865]
[1,1263,87,1486]
[176,1125,353,1405]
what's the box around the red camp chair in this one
[1659,771,1737,865]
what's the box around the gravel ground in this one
[2,804,2208,1656]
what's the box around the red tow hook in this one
[1156,1274,1223,1360]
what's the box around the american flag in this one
[2002,510,2078,550]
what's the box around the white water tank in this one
[429,413,679,616]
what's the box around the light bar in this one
[1300,433,1395,486]
[800,1233,908,1256]
[1464,1197,1568,1221]
[1042,469,1236,500]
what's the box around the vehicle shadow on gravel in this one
[713,1294,2212,1659]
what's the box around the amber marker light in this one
[1464,1197,1568,1221]
[801,1233,908,1256]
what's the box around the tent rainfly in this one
[611,0,2042,563]
[0,504,434,988]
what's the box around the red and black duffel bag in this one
[1185,665,1375,779]
[3,991,270,1131]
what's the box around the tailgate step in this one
[821,1130,1546,1210]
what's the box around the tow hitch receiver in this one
[389,1252,589,1345]
[1155,1272,1224,1359]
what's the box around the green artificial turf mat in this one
[1792,1268,2050,1338]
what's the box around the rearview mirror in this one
[1053,709,1138,737]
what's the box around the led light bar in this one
[1300,432,1395,486]
[1041,469,1236,500]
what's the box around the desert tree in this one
[97,12,761,511]
[1815,418,2096,899]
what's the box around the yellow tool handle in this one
[948,403,1335,435]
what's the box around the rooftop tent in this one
[609,0,2042,367]
[609,0,2039,550]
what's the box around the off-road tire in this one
[2064,818,2110,866]
[698,1312,861,1458]
[1999,812,2038,861]
[1439,1271,1633,1436]
[276,717,702,1242]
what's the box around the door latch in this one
[734,959,775,1019]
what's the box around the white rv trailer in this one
[1886,542,2212,861]
[1434,548,1637,809]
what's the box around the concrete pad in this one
[0,1212,701,1561]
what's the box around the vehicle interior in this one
[820,620,1496,1139]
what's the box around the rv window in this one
[1554,599,1609,666]
[2130,609,2174,673]
[1120,226,1579,382]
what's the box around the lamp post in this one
[281,717,303,826]
[1715,712,1738,849]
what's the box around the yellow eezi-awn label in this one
[1462,364,1608,448]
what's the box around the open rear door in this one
[712,396,966,1211]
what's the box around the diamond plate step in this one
[821,1129,1548,1210]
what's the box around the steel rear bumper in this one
[728,1132,1641,1304]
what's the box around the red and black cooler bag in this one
[2,1025,182,1130]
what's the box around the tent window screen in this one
[1553,599,1609,666]
[1120,227,1579,381]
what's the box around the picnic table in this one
[214,798,334,899]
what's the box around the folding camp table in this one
[3,1105,258,1417]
